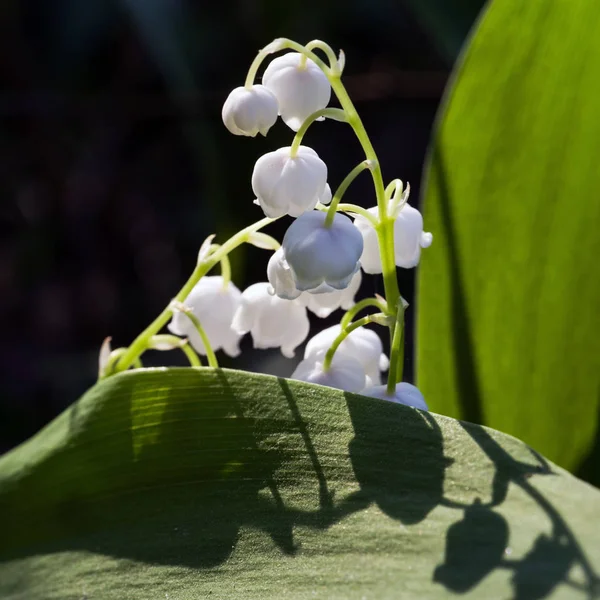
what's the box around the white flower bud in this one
[291,350,366,392]
[232,282,309,358]
[262,52,331,131]
[221,85,279,137]
[362,382,429,411]
[282,210,363,292]
[252,146,327,218]
[354,203,432,273]
[305,324,389,385]
[300,270,362,318]
[267,248,302,300]
[168,276,242,357]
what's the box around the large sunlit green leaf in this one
[416,0,600,472]
[1,368,599,598]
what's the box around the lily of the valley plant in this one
[99,38,432,409]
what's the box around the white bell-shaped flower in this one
[300,270,362,318]
[252,146,327,218]
[168,276,242,357]
[262,52,331,132]
[282,210,363,292]
[354,203,432,273]
[319,183,332,205]
[231,282,309,358]
[291,350,366,392]
[362,382,428,411]
[304,324,389,385]
[221,85,279,137]
[267,248,302,300]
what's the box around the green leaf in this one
[1,368,599,598]
[416,0,600,472]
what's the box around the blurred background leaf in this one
[417,0,600,476]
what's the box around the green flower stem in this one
[385,179,403,201]
[219,252,232,287]
[179,342,201,367]
[324,160,373,227]
[100,349,143,380]
[290,107,347,157]
[340,297,389,330]
[305,39,338,69]
[322,314,384,372]
[247,231,281,250]
[325,70,402,335]
[386,300,407,394]
[180,310,218,369]
[334,203,378,226]
[245,39,330,89]
[114,216,276,374]
[149,334,202,368]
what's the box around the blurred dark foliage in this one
[0,0,460,453]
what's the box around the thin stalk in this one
[335,203,378,226]
[386,301,407,394]
[305,39,338,68]
[324,160,373,227]
[341,297,388,330]
[323,314,382,371]
[290,107,347,156]
[181,310,218,369]
[220,252,232,287]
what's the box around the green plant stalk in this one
[340,297,388,330]
[149,334,202,368]
[219,252,232,287]
[115,217,275,373]
[305,40,338,68]
[324,160,373,227]
[334,203,378,226]
[290,107,347,156]
[179,342,201,367]
[386,301,406,394]
[180,311,218,369]
[323,314,383,371]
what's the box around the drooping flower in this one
[354,203,432,273]
[291,350,366,392]
[282,210,363,292]
[168,276,242,357]
[319,183,332,205]
[300,270,362,318]
[231,282,309,358]
[362,382,429,410]
[304,324,389,385]
[252,146,327,218]
[262,52,331,131]
[267,248,302,300]
[222,85,279,137]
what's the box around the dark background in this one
[0,1,480,454]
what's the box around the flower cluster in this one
[103,38,431,411]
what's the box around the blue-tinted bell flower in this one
[291,350,366,392]
[282,210,363,293]
[362,382,429,410]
